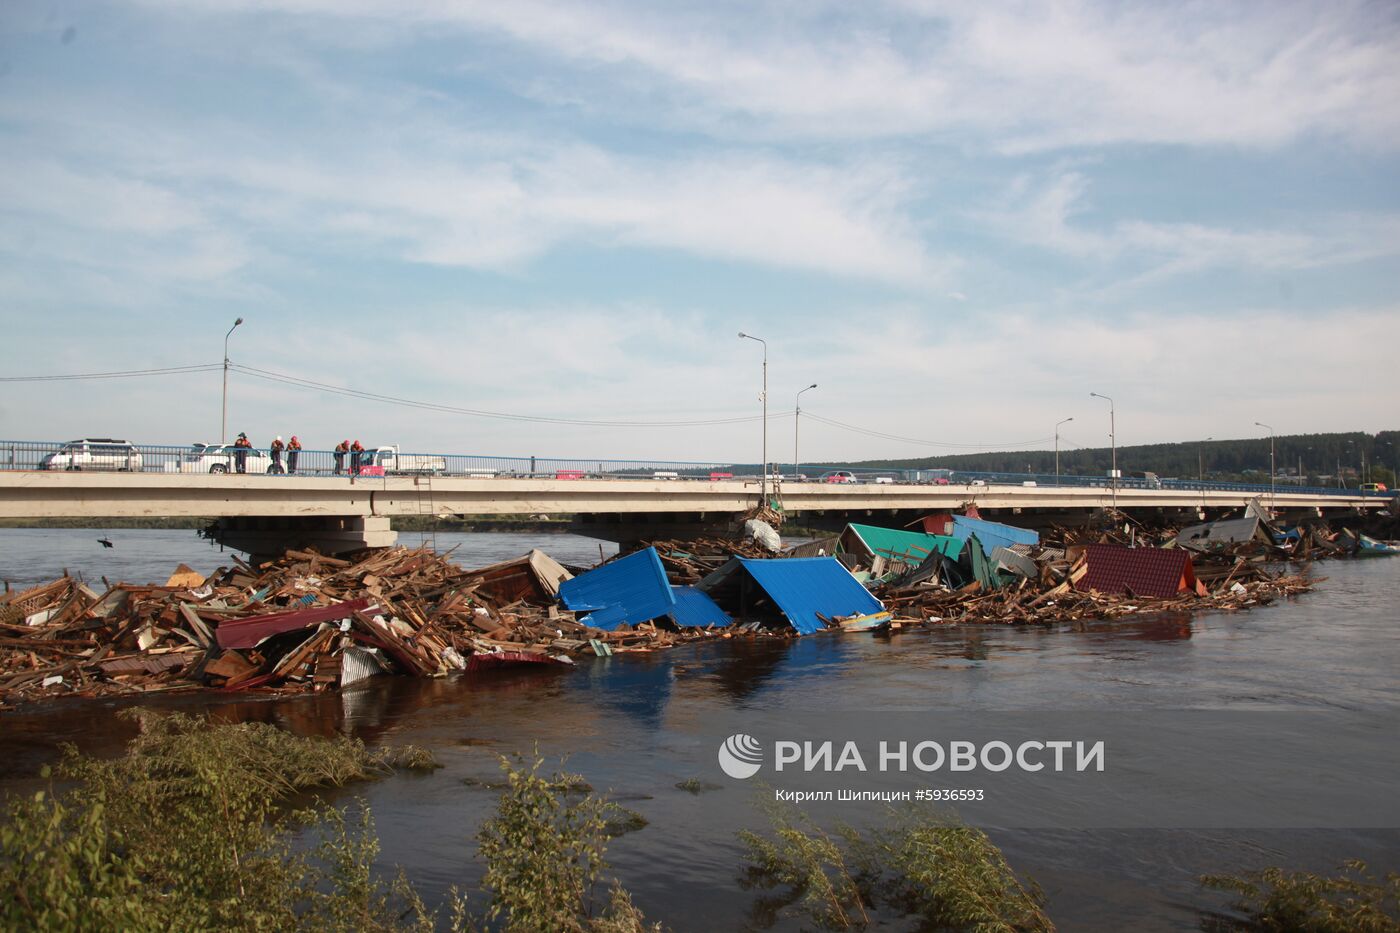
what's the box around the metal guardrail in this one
[0,439,1391,499]
[0,439,729,480]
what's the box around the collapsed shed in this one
[949,515,1040,557]
[1075,544,1203,599]
[698,557,885,635]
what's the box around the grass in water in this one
[1201,860,1400,932]
[739,800,1052,931]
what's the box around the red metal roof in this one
[215,598,372,649]
[1075,545,1197,599]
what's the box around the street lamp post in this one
[221,317,244,445]
[738,332,768,501]
[1089,392,1116,509]
[794,383,817,481]
[1054,417,1073,486]
[1255,421,1275,510]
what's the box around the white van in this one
[40,439,142,472]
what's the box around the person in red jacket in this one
[350,439,365,475]
[233,432,252,474]
[286,436,302,474]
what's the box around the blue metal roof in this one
[737,557,884,635]
[950,515,1039,556]
[671,586,733,628]
[558,547,675,631]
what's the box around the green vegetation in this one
[754,429,1400,485]
[1202,860,1400,932]
[739,801,1052,931]
[476,752,659,932]
[0,717,658,933]
[0,710,436,932]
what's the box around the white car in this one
[40,438,142,472]
[820,470,859,484]
[166,442,275,474]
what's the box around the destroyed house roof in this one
[950,516,1039,556]
[558,547,674,631]
[671,586,732,628]
[1173,517,1261,551]
[842,523,964,563]
[700,557,884,636]
[1075,545,1197,599]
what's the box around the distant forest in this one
[799,430,1400,485]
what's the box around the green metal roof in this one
[843,523,964,563]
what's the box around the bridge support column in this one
[207,515,397,562]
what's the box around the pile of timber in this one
[875,551,1315,627]
[0,546,718,708]
[641,537,775,585]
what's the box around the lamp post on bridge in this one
[221,317,243,446]
[794,383,817,482]
[738,332,768,502]
[1054,417,1073,486]
[1089,392,1116,509]
[1255,421,1275,511]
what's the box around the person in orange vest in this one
[334,439,348,475]
[286,436,302,474]
[350,439,365,475]
[269,436,285,474]
[233,432,252,474]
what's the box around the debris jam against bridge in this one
[1,501,1395,708]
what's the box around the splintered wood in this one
[0,546,713,708]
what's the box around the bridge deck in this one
[0,472,1380,519]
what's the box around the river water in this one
[2,528,1398,930]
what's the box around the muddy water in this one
[2,529,1398,930]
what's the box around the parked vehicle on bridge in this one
[366,445,447,475]
[39,439,142,472]
[820,470,858,484]
[167,442,274,474]
[1360,482,1389,493]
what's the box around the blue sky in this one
[2,0,1397,463]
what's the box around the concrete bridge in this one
[0,471,1383,557]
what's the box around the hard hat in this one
[276,436,282,442]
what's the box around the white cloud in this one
[979,170,1400,283]
[146,0,1400,151]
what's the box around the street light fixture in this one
[1255,421,1275,510]
[1089,392,1116,509]
[1054,417,1073,486]
[738,332,769,501]
[794,383,817,481]
[221,317,244,445]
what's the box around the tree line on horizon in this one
[739,430,1399,486]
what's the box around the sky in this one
[1,0,1397,465]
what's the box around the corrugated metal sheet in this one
[1076,545,1197,599]
[950,516,1039,556]
[843,523,963,563]
[737,557,884,635]
[558,547,675,631]
[1174,517,1261,552]
[671,586,733,628]
[990,546,1037,578]
[215,598,372,650]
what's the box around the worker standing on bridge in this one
[233,432,251,474]
[269,436,285,474]
[287,436,301,474]
[350,439,365,475]
[334,440,348,475]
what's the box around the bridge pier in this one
[207,515,396,563]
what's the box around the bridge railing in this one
[0,439,732,480]
[0,439,1389,499]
